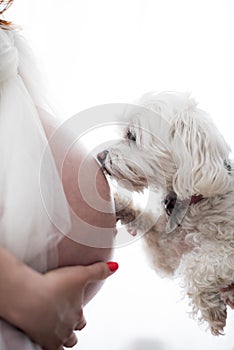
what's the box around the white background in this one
[7,1,234,349]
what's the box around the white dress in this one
[0,25,71,349]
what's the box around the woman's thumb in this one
[83,261,119,284]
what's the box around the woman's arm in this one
[0,246,118,349]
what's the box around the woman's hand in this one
[36,262,118,350]
[0,248,118,350]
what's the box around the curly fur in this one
[100,92,234,335]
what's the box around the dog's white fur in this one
[101,92,234,335]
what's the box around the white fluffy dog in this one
[97,92,234,335]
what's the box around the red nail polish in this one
[107,262,119,272]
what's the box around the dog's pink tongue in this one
[127,228,137,236]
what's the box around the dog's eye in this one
[126,129,136,142]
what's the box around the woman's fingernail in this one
[107,262,119,272]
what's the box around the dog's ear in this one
[170,105,232,198]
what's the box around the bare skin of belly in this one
[38,108,117,304]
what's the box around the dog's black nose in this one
[97,150,109,165]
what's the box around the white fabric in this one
[0,321,41,350]
[0,26,71,349]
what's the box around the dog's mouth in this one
[101,164,112,176]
